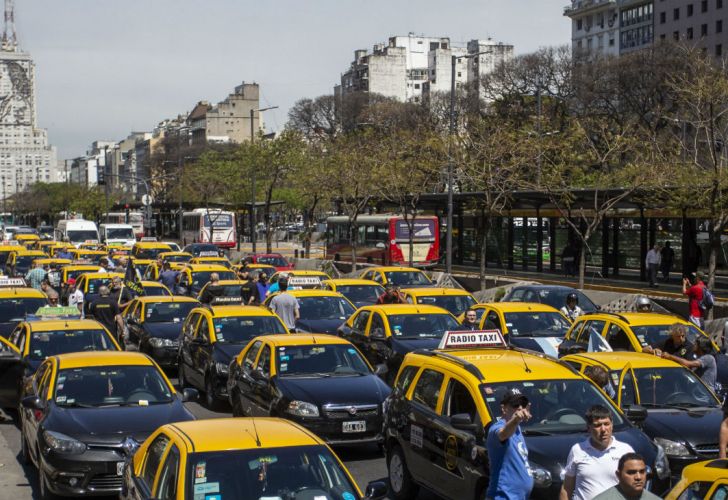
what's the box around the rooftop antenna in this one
[247,417,262,447]
[519,350,532,373]
[2,0,16,50]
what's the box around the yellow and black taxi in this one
[189,255,232,268]
[459,302,572,357]
[130,242,172,261]
[6,249,48,276]
[196,279,247,304]
[34,240,63,253]
[178,305,288,410]
[228,334,391,446]
[268,270,332,292]
[158,251,193,264]
[401,287,477,316]
[264,289,356,334]
[0,284,47,337]
[121,295,199,366]
[0,314,121,408]
[666,459,728,500]
[48,244,76,258]
[176,263,236,297]
[19,351,196,498]
[562,351,723,479]
[68,248,107,265]
[78,241,106,251]
[58,264,103,304]
[0,243,23,267]
[74,272,124,315]
[358,266,433,288]
[139,280,172,297]
[557,311,716,356]
[142,260,186,281]
[120,417,387,500]
[14,232,40,247]
[338,304,460,382]
[383,332,669,499]
[320,278,385,308]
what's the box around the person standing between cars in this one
[683,272,705,329]
[560,405,635,500]
[593,453,661,500]
[158,262,179,292]
[267,273,287,294]
[376,284,406,304]
[199,272,224,304]
[56,247,73,260]
[662,336,720,393]
[269,279,300,332]
[67,278,84,317]
[24,261,46,290]
[644,323,697,361]
[256,272,270,302]
[88,285,123,337]
[486,388,533,500]
[98,257,110,273]
[584,365,616,401]
[40,278,58,299]
[238,268,260,305]
[660,241,675,283]
[560,293,584,322]
[459,309,480,330]
[645,244,661,288]
[110,275,133,310]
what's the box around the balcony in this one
[564,0,616,16]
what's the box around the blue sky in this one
[18,0,570,159]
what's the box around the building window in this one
[718,44,723,56]
[660,11,666,23]
[719,0,724,9]
[702,0,708,11]
[718,20,723,32]
[702,23,708,36]
[577,19,583,30]
[674,30,680,39]
[674,7,680,19]
[688,27,694,39]
[660,33,666,40]
[688,3,694,15]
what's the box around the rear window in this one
[395,220,436,241]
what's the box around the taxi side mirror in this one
[364,481,387,500]
[624,404,648,425]
[21,395,43,410]
[181,388,199,402]
[450,413,477,432]
[374,364,388,376]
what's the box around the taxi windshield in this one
[383,271,431,286]
[86,278,113,294]
[143,285,171,297]
[28,329,116,360]
[192,271,236,287]
[256,255,288,267]
[76,252,104,264]
[387,313,459,339]
[481,380,626,434]
[66,268,97,282]
[503,312,571,338]
[621,367,719,408]
[297,297,355,321]
[276,344,370,377]
[144,302,197,323]
[630,324,705,348]
[14,255,39,271]
[134,247,168,259]
[213,316,287,343]
[336,285,383,306]
[185,445,360,500]
[164,254,191,263]
[415,294,477,316]
[66,230,98,243]
[0,297,47,322]
[54,365,173,407]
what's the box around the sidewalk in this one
[0,414,33,498]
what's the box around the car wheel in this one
[388,445,418,500]
[205,376,221,412]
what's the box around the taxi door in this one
[21,361,53,455]
[179,312,202,386]
[249,343,273,415]
[615,363,639,409]
[124,301,143,344]
[366,313,392,367]
[343,310,372,358]
[235,340,264,416]
[0,336,22,408]
[190,317,213,388]
[402,367,447,493]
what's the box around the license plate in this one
[116,461,124,476]
[342,421,366,433]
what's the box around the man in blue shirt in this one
[486,388,534,500]
[158,262,180,292]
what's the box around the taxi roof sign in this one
[30,306,82,320]
[0,277,25,287]
[438,330,507,350]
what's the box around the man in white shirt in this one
[560,405,635,500]
[645,244,661,288]
[67,278,84,317]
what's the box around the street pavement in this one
[0,372,441,500]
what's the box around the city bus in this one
[326,214,439,267]
[106,211,144,238]
[181,208,236,249]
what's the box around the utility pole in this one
[249,105,278,254]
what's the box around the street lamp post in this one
[249,105,278,254]
[447,49,492,274]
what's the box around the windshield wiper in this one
[641,402,713,411]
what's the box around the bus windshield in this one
[203,214,233,227]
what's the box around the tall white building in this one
[0,1,57,198]
[564,0,621,55]
[339,34,514,103]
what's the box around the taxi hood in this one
[391,337,441,354]
[277,373,390,407]
[46,400,194,445]
[296,318,345,335]
[642,407,723,447]
[142,322,183,339]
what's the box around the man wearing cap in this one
[486,388,534,500]
[560,405,634,500]
[67,278,84,317]
[376,284,406,305]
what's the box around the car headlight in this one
[215,362,229,375]
[654,443,672,479]
[148,337,175,348]
[529,463,552,488]
[287,400,319,417]
[654,437,691,458]
[43,430,86,454]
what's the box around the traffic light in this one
[124,204,130,224]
